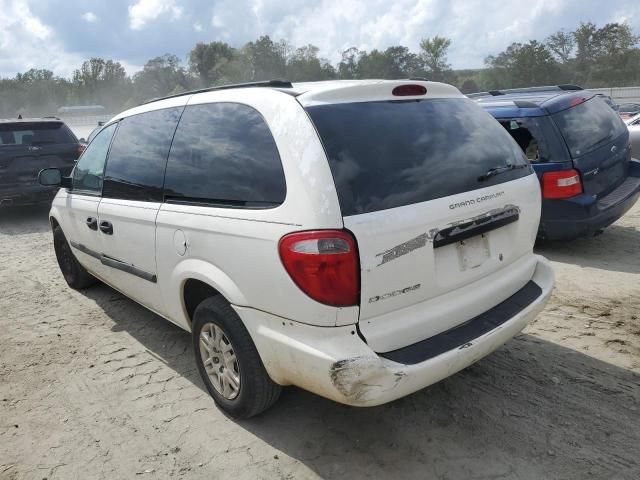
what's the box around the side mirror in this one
[38,168,62,186]
[38,168,72,188]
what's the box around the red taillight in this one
[77,144,86,157]
[542,169,583,199]
[279,230,360,307]
[392,84,427,96]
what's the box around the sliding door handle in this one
[86,217,98,230]
[99,221,113,235]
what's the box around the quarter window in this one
[103,107,183,202]
[163,103,286,208]
[72,123,117,194]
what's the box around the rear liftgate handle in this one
[99,221,113,235]
[86,217,98,231]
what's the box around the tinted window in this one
[103,107,182,202]
[72,123,117,194]
[163,103,285,207]
[307,98,530,216]
[0,122,76,145]
[87,125,103,144]
[552,97,627,157]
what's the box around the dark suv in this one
[0,118,83,207]
[473,85,640,240]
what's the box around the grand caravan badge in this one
[449,191,505,210]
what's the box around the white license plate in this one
[456,234,490,271]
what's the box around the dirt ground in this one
[1,203,639,480]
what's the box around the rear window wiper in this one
[478,163,527,182]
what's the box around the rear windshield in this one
[552,97,627,158]
[0,122,76,146]
[306,98,530,216]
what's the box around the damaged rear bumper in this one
[235,255,554,407]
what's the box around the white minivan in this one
[40,80,554,418]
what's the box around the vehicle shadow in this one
[535,222,640,275]
[85,283,640,480]
[0,204,52,235]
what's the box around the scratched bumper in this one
[235,256,553,407]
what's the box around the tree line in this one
[1,21,638,118]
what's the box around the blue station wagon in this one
[473,85,640,240]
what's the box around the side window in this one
[102,107,182,202]
[499,117,567,163]
[163,103,286,207]
[500,118,549,162]
[72,123,117,194]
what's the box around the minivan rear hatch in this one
[550,96,631,198]
[305,89,540,350]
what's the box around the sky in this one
[0,0,638,78]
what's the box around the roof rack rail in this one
[143,80,294,105]
[468,84,583,99]
[42,115,61,120]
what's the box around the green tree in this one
[484,41,561,89]
[133,54,191,103]
[350,46,421,79]
[571,21,640,86]
[286,45,335,81]
[337,47,362,79]
[381,46,421,78]
[243,35,289,81]
[419,36,455,82]
[459,78,479,94]
[188,41,235,86]
[71,58,130,109]
[546,30,575,63]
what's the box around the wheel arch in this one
[183,279,222,327]
[49,215,60,230]
[173,258,249,329]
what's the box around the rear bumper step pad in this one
[378,280,542,365]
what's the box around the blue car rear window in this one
[552,97,627,157]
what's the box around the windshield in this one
[552,97,628,158]
[306,98,530,216]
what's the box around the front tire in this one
[53,226,97,289]
[192,296,281,418]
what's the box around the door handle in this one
[86,217,98,230]
[99,221,113,235]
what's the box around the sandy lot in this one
[1,203,639,480]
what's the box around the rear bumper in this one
[236,255,554,407]
[0,184,57,207]
[540,162,640,240]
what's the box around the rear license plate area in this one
[456,234,490,271]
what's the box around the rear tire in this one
[53,226,97,289]
[192,296,281,418]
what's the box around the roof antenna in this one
[18,114,22,119]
